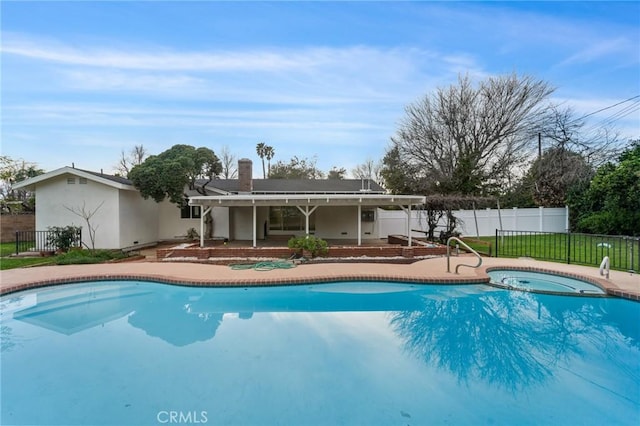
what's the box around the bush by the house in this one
[46,225,82,252]
[288,235,328,257]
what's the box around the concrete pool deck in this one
[1,256,638,300]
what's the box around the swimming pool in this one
[487,269,607,295]
[1,280,638,425]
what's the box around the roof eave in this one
[12,167,135,191]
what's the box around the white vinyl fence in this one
[377,207,569,238]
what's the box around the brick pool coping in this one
[1,257,638,301]
[0,270,489,295]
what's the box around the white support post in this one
[399,205,413,247]
[200,206,212,248]
[199,206,204,248]
[252,205,257,248]
[296,205,319,236]
[357,204,362,246]
[408,203,412,247]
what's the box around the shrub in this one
[288,235,328,257]
[46,226,82,252]
[186,227,199,240]
[55,249,127,265]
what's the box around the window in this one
[180,205,201,219]
[361,210,375,222]
[269,207,315,231]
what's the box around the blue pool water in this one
[1,281,639,425]
[488,269,606,295]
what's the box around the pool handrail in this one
[599,256,610,280]
[447,237,483,274]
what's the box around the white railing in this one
[447,237,483,274]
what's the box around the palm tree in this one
[264,146,275,178]
[256,142,267,178]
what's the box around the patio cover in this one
[189,194,425,247]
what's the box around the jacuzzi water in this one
[1,280,638,425]
[487,269,607,294]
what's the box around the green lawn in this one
[0,242,129,270]
[0,242,16,257]
[0,241,55,270]
[460,233,639,272]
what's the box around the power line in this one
[572,95,640,123]
[579,98,640,137]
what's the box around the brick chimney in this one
[238,158,253,193]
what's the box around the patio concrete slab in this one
[1,256,638,300]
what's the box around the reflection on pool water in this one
[1,281,638,425]
[487,269,607,295]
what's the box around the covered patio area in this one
[188,194,426,248]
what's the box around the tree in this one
[129,144,222,205]
[0,156,44,212]
[380,145,417,194]
[219,145,237,179]
[256,142,266,178]
[351,158,382,182]
[269,156,325,179]
[389,73,554,196]
[527,147,594,207]
[569,140,640,235]
[115,144,147,176]
[327,166,347,180]
[536,105,621,168]
[256,142,275,179]
[264,145,275,178]
[65,201,105,251]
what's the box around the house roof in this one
[12,167,135,191]
[15,168,393,199]
[190,194,425,208]
[200,178,386,194]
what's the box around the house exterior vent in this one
[67,177,76,184]
[79,178,88,184]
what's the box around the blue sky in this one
[2,1,639,177]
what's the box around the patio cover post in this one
[400,204,413,247]
[357,204,362,246]
[199,206,212,248]
[408,203,412,247]
[252,204,257,248]
[199,206,204,247]
[296,205,319,235]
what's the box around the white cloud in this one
[2,32,470,105]
[559,37,636,66]
[2,33,427,75]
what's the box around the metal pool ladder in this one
[447,237,483,274]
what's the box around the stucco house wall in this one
[157,201,233,241]
[210,207,230,240]
[313,206,377,240]
[118,190,159,249]
[230,207,256,241]
[35,174,121,249]
[157,200,194,240]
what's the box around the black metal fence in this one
[495,230,639,272]
[15,229,82,255]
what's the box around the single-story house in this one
[14,159,425,250]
